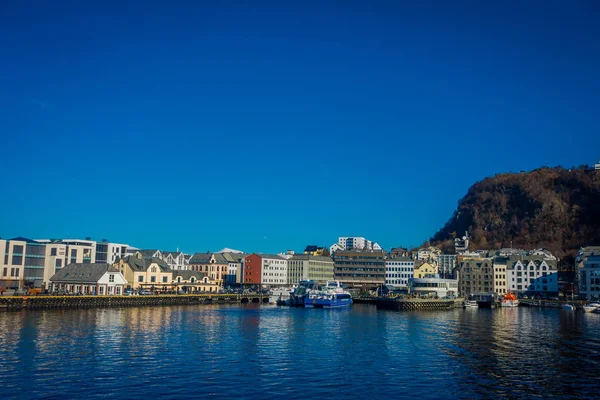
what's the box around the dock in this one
[355,297,464,311]
[0,294,270,311]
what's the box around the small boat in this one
[583,302,600,313]
[562,304,575,311]
[501,292,519,307]
[463,300,478,308]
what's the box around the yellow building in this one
[116,254,173,291]
[414,262,438,279]
[172,271,220,293]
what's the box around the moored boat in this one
[463,300,478,308]
[562,304,575,311]
[583,302,600,313]
[313,281,352,309]
[501,292,519,307]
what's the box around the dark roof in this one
[172,270,206,280]
[221,252,247,263]
[290,254,333,262]
[122,255,170,272]
[163,251,183,258]
[50,263,118,283]
[138,250,161,258]
[189,252,229,264]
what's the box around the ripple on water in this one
[1,305,600,400]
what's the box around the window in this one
[116,287,121,295]
[109,274,115,283]
[2,268,6,276]
[51,248,57,256]
[151,276,156,283]
[138,276,144,282]
[162,276,167,283]
[56,259,62,268]
[99,286,104,295]
[151,266,157,273]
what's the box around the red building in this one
[243,254,262,285]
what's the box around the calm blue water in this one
[1,304,599,400]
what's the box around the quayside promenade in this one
[0,293,270,311]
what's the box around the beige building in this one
[456,257,495,296]
[116,254,173,291]
[287,255,334,285]
[493,258,508,295]
[189,253,228,286]
[414,262,438,278]
[172,270,220,293]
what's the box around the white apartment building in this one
[260,254,288,285]
[507,259,557,293]
[385,258,415,286]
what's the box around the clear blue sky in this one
[1,1,599,253]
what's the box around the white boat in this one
[269,287,292,304]
[500,292,519,307]
[583,302,600,313]
[562,304,575,311]
[463,300,478,308]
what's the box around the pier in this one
[354,297,464,311]
[0,294,270,311]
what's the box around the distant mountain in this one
[430,166,600,261]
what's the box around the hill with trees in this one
[430,166,600,262]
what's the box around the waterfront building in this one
[188,252,228,285]
[116,254,173,290]
[414,262,438,279]
[506,258,557,294]
[242,254,288,286]
[409,275,459,298]
[455,257,495,296]
[531,272,559,296]
[579,254,600,300]
[330,237,382,254]
[333,250,385,290]
[438,254,457,278]
[1,238,70,290]
[172,270,219,293]
[50,263,127,295]
[94,240,128,265]
[576,246,600,268]
[222,252,246,286]
[492,258,508,296]
[385,257,414,286]
[287,254,334,285]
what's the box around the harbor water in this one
[1,304,599,399]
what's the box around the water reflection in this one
[1,305,600,400]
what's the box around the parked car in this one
[124,289,135,296]
[139,290,153,295]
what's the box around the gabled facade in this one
[507,259,557,293]
[172,270,219,293]
[49,263,127,295]
[188,252,228,285]
[456,258,495,296]
[163,251,188,270]
[414,262,438,279]
[116,254,173,290]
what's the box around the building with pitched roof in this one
[172,270,219,293]
[188,252,228,286]
[162,251,188,270]
[49,263,127,295]
[221,252,246,286]
[115,254,173,291]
